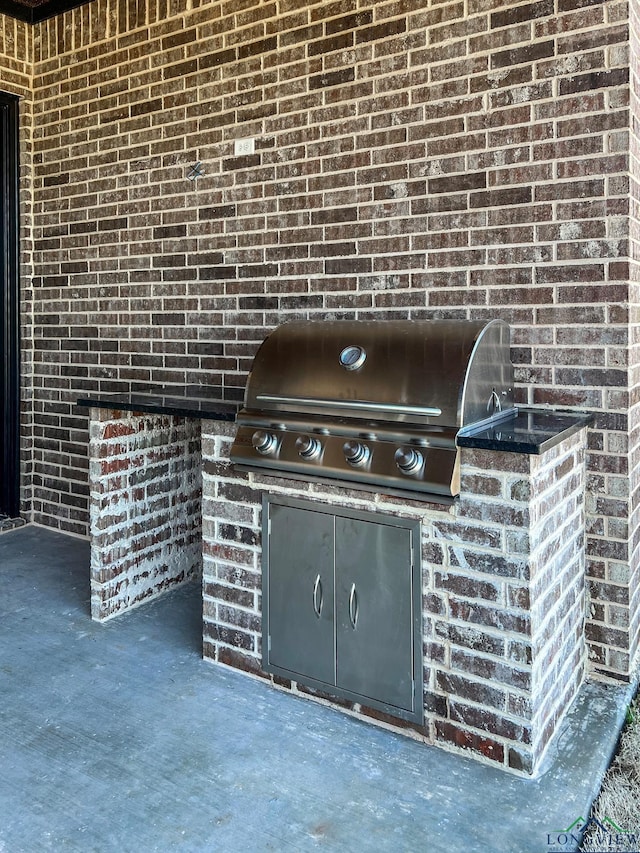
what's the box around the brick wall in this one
[0,0,636,679]
[200,420,587,775]
[627,0,640,687]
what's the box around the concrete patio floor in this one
[0,525,634,853]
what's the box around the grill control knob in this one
[296,435,322,460]
[343,440,370,467]
[395,446,424,475]
[251,430,278,455]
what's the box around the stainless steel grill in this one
[230,319,515,499]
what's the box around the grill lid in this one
[242,319,513,427]
[231,319,515,499]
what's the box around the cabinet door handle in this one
[313,573,323,618]
[349,583,358,629]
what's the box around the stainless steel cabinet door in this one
[335,517,415,713]
[265,503,335,685]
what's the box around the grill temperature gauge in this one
[339,344,366,371]
[252,430,278,455]
[395,446,424,475]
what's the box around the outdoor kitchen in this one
[80,317,591,776]
[1,0,639,794]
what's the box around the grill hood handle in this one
[256,393,442,418]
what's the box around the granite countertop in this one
[77,392,592,455]
[456,408,593,455]
[76,387,239,421]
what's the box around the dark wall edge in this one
[0,92,20,517]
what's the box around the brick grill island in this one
[201,418,589,777]
[82,396,589,777]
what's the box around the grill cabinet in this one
[263,496,423,723]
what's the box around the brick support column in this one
[451,432,587,772]
[88,408,202,621]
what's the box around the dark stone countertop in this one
[76,388,239,421]
[456,408,593,455]
[77,395,592,455]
